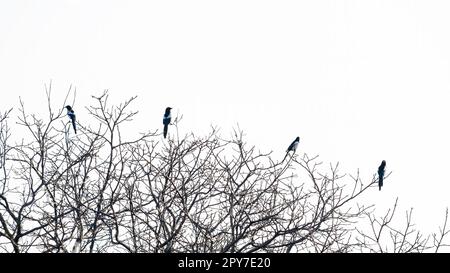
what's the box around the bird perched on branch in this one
[378,160,386,191]
[283,136,300,162]
[65,105,77,134]
[163,107,172,138]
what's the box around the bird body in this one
[378,160,386,191]
[65,105,77,134]
[283,136,300,162]
[163,107,172,138]
[286,137,300,153]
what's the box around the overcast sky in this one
[1,0,449,232]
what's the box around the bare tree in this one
[355,199,450,253]
[0,89,448,253]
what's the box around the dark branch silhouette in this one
[0,89,448,253]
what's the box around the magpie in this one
[65,105,77,134]
[378,160,386,191]
[283,136,300,162]
[163,107,172,138]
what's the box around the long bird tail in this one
[282,152,289,163]
[163,124,168,138]
[378,176,383,191]
[72,119,77,134]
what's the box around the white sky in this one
[1,0,450,233]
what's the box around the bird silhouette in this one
[163,107,172,138]
[378,160,386,191]
[283,136,300,162]
[65,105,77,134]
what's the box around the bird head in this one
[295,136,300,142]
[65,105,72,111]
